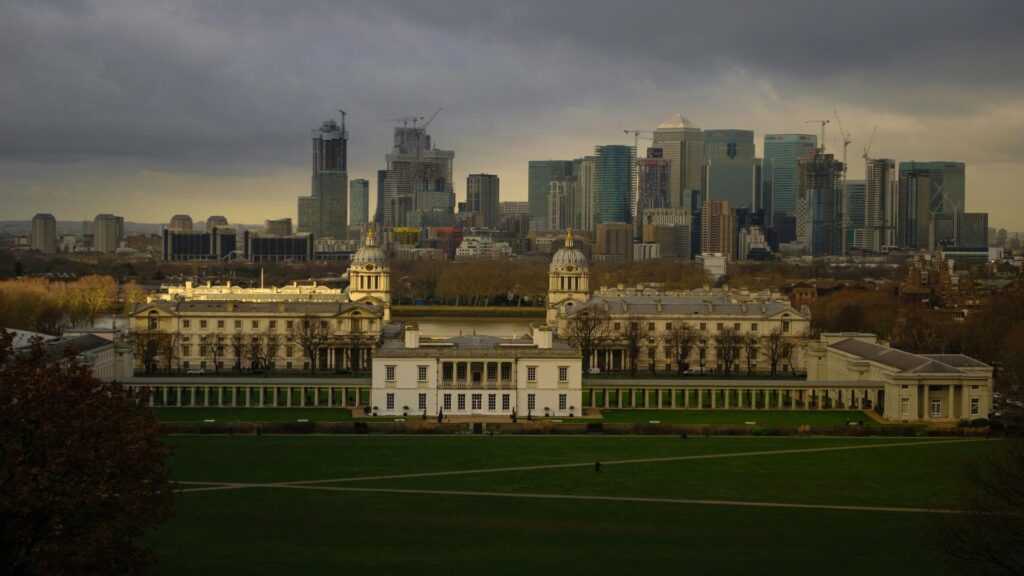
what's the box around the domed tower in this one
[349,227,391,321]
[547,228,590,324]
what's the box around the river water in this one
[399,318,537,338]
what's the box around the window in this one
[443,363,454,380]
[287,320,294,330]
[218,320,225,329]
[751,323,758,332]
[900,397,910,417]
[666,322,672,330]
[286,346,293,358]
[269,320,277,330]
[614,322,621,331]
[418,366,428,381]
[183,320,191,329]
[235,320,242,329]
[386,393,394,410]
[456,364,467,380]
[458,394,466,410]
[199,345,207,356]
[527,394,536,411]
[418,393,427,410]
[500,363,512,380]
[319,321,328,330]
[487,364,497,380]
[700,322,707,331]
[488,394,496,411]
[502,394,510,411]
[733,323,740,331]
[930,400,942,418]
[443,394,452,411]
[351,318,362,332]
[527,366,537,382]
[559,394,567,410]
[472,394,482,410]
[558,367,568,382]
[648,322,655,331]
[385,365,396,382]
[181,345,190,357]
[716,323,724,331]
[200,320,207,329]
[782,320,791,333]
[970,398,980,416]
[252,320,259,329]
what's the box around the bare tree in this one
[228,333,246,372]
[132,329,162,374]
[292,315,331,373]
[665,323,698,376]
[156,331,179,374]
[932,439,1024,576]
[562,306,609,374]
[743,333,759,376]
[713,327,743,376]
[248,329,280,370]
[622,316,649,377]
[762,329,786,378]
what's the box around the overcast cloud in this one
[2,0,1022,227]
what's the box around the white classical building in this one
[371,324,582,418]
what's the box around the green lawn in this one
[598,409,878,426]
[154,408,352,423]
[156,436,994,575]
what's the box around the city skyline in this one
[2,1,1022,227]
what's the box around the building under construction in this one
[796,149,844,257]
[380,111,455,228]
[298,115,348,238]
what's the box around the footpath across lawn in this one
[599,409,877,426]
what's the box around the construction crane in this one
[380,115,425,127]
[832,110,852,179]
[422,107,442,130]
[804,119,830,151]
[862,125,878,161]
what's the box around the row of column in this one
[140,386,369,408]
[585,387,881,410]
[441,360,514,386]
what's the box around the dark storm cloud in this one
[0,0,1022,223]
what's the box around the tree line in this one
[0,276,145,334]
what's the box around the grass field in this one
[156,435,994,574]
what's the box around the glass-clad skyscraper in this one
[764,134,817,240]
[594,145,636,225]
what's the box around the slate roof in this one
[377,333,577,358]
[135,300,379,315]
[569,295,799,318]
[830,338,976,374]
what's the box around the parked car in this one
[186,368,206,375]
[586,368,601,375]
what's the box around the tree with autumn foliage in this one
[0,330,174,575]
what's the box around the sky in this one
[2,0,1023,228]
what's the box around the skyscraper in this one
[349,179,370,227]
[206,215,229,231]
[652,114,704,209]
[703,129,761,211]
[528,160,574,229]
[169,214,193,231]
[298,116,348,238]
[796,149,843,257]
[700,200,737,261]
[381,124,455,228]
[764,134,817,240]
[572,156,596,231]
[864,158,897,252]
[898,166,933,249]
[31,213,57,254]
[466,174,500,229]
[594,145,635,226]
[92,214,123,254]
[899,161,966,215]
[843,180,867,249]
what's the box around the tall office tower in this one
[899,161,966,215]
[703,129,761,211]
[864,158,897,252]
[466,174,500,229]
[796,149,844,257]
[30,213,57,254]
[637,148,672,211]
[374,170,387,225]
[528,160,575,230]
[546,179,570,231]
[572,156,596,231]
[206,215,229,231]
[93,213,122,253]
[594,144,635,225]
[593,222,634,262]
[381,123,455,227]
[956,213,989,249]
[843,180,868,250]
[652,114,704,209]
[169,214,193,231]
[265,218,293,236]
[700,200,736,261]
[298,116,348,238]
[763,134,817,241]
[349,179,370,226]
